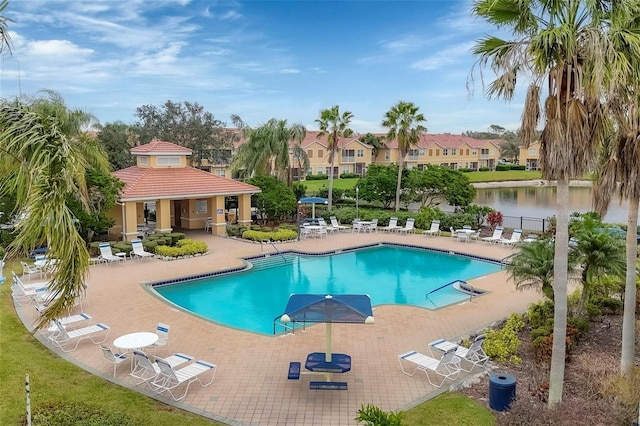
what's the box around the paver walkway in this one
[16,231,541,426]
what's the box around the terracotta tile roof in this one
[130,138,193,155]
[113,166,260,201]
[384,133,505,149]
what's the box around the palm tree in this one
[232,118,305,182]
[471,0,625,405]
[360,133,385,161]
[0,0,13,55]
[0,93,110,328]
[505,238,560,301]
[316,106,354,210]
[381,101,426,212]
[291,143,310,183]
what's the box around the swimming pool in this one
[151,244,500,335]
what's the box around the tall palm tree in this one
[471,0,623,405]
[232,118,305,182]
[381,101,426,212]
[0,0,13,55]
[316,106,354,210]
[291,143,310,184]
[360,133,385,161]
[0,93,110,328]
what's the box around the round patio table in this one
[113,332,158,351]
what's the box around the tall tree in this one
[381,101,427,212]
[472,0,621,405]
[134,100,232,168]
[0,0,12,55]
[0,93,111,328]
[316,106,354,210]
[505,238,560,301]
[593,4,640,374]
[360,133,385,161]
[232,118,305,183]
[96,121,136,170]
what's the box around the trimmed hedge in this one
[305,174,328,180]
[155,239,208,257]
[242,229,298,242]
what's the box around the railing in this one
[273,316,305,335]
[269,242,287,263]
[425,280,458,302]
[502,215,551,233]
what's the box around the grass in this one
[0,260,496,425]
[301,170,543,194]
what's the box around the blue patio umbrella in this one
[280,294,374,362]
[298,197,328,219]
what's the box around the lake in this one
[472,185,638,225]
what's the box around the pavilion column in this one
[210,195,226,236]
[156,199,172,233]
[122,201,139,241]
[237,193,252,227]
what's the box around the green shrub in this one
[155,239,208,258]
[355,403,403,426]
[526,300,555,329]
[340,172,358,179]
[242,229,297,242]
[495,163,512,171]
[414,206,447,230]
[479,167,490,171]
[23,401,140,426]
[305,174,328,180]
[164,232,186,245]
[0,245,5,259]
[483,313,525,364]
[458,168,473,172]
[112,242,133,255]
[591,296,624,314]
[141,240,158,251]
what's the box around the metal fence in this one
[501,215,551,233]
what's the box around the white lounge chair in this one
[428,334,489,372]
[129,350,193,387]
[423,220,441,237]
[35,303,92,335]
[49,319,109,353]
[499,229,522,246]
[397,218,415,234]
[151,358,217,401]
[317,218,335,233]
[99,242,121,264]
[330,216,348,232]
[100,345,129,377]
[398,347,461,387]
[131,239,154,261]
[481,226,504,244]
[380,217,401,233]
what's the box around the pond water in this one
[473,186,638,225]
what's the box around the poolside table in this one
[305,352,351,373]
[114,332,159,368]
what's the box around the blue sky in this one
[0,0,525,134]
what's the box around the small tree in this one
[355,404,402,426]
[487,211,503,230]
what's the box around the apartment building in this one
[519,141,540,170]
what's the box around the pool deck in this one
[16,231,542,426]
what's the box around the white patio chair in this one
[397,218,415,234]
[380,217,401,233]
[429,334,489,372]
[131,239,154,261]
[21,261,42,281]
[423,220,441,237]
[98,242,121,264]
[129,350,193,388]
[149,322,170,354]
[398,347,461,388]
[499,229,523,246]
[49,320,109,353]
[481,226,503,244]
[100,345,129,377]
[330,216,349,232]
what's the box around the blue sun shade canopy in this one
[281,294,374,324]
[298,197,328,204]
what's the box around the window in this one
[156,156,181,166]
[138,156,149,165]
[481,148,489,156]
[214,169,226,177]
[435,149,440,156]
[528,148,537,155]
[472,149,477,155]
[428,149,433,156]
[318,149,324,158]
[384,151,390,160]
[408,149,419,160]
[342,166,350,174]
[466,149,470,156]
[357,149,364,158]
[418,149,425,157]
[451,149,457,156]
[196,199,207,214]
[342,149,355,162]
[317,167,323,175]
[307,149,313,158]
[307,167,313,175]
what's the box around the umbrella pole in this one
[325,323,332,362]
[312,204,316,219]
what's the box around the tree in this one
[471,0,623,405]
[0,93,111,328]
[232,118,305,183]
[505,238,559,301]
[570,218,626,318]
[359,133,385,160]
[499,139,521,163]
[356,164,401,209]
[96,121,136,170]
[0,0,13,55]
[316,106,354,210]
[291,143,310,183]
[406,165,475,208]
[593,6,640,375]
[246,175,296,223]
[381,101,427,212]
[133,100,233,168]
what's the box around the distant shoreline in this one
[473,180,593,189]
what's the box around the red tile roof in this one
[383,133,504,149]
[130,138,193,155]
[113,166,260,201]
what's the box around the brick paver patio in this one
[16,231,541,426]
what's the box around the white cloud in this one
[279,68,300,74]
[412,41,475,71]
[26,39,94,60]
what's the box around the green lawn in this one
[301,170,543,194]
[0,262,496,425]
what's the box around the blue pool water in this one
[152,245,500,335]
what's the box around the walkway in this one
[16,231,541,426]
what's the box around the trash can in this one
[489,373,516,411]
